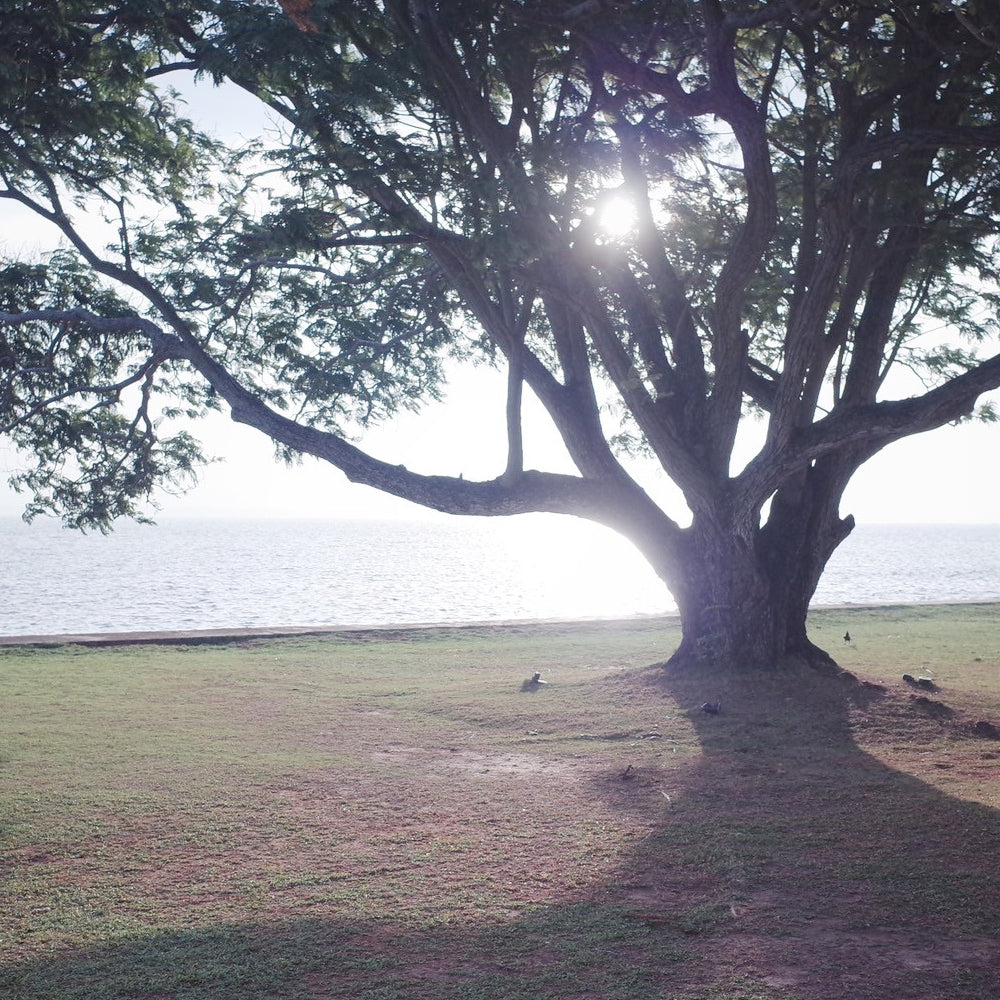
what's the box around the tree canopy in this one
[2,0,999,665]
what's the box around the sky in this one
[2,75,999,528]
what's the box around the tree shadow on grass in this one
[592,663,1000,999]
[0,906,693,1000]
[4,667,1000,1000]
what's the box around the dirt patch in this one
[374,744,583,781]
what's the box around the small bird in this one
[520,671,547,691]
[701,702,721,715]
[843,631,852,643]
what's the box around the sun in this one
[594,193,637,240]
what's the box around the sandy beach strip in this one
[0,613,680,648]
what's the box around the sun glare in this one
[595,194,636,240]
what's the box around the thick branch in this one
[145,61,200,78]
[739,352,1000,508]
[702,1,777,466]
[222,381,688,586]
[612,122,707,417]
[556,257,717,508]
[835,125,1000,186]
[504,348,525,480]
[585,42,717,117]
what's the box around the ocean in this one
[2,516,998,637]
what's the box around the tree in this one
[2,0,1000,669]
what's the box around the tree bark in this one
[669,517,780,669]
[666,462,858,671]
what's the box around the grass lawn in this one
[2,605,999,1000]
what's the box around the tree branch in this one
[836,125,1000,186]
[701,1,777,467]
[145,61,200,78]
[740,352,1000,507]
[0,309,187,360]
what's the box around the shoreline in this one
[0,613,678,649]
[2,600,997,649]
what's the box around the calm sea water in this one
[2,516,998,637]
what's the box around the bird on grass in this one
[520,671,548,691]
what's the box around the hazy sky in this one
[2,76,998,527]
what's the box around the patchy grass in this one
[2,606,999,999]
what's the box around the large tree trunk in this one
[668,516,780,668]
[665,459,857,670]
